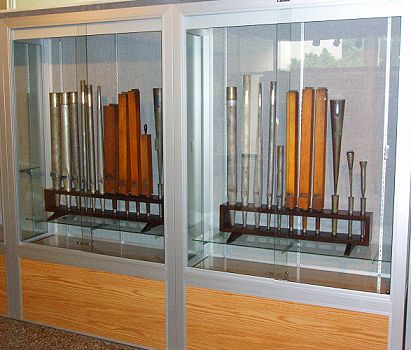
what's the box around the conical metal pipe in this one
[330,99,345,195]
[330,99,345,238]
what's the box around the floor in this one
[0,316,142,349]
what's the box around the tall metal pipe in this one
[267,81,277,230]
[241,75,251,227]
[96,86,105,212]
[226,86,237,226]
[68,92,80,209]
[253,83,263,229]
[49,92,61,193]
[80,81,89,204]
[60,92,72,208]
[330,99,345,237]
[87,85,96,212]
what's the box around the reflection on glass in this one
[13,31,164,262]
[186,18,401,293]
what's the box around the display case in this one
[186,16,401,294]
[13,26,165,263]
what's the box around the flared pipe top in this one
[330,99,345,117]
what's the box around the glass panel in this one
[186,17,401,293]
[13,29,164,262]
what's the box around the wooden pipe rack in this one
[44,188,163,232]
[220,202,372,256]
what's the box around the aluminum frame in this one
[172,0,411,349]
[0,1,409,349]
[0,5,179,350]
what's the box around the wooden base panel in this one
[186,286,388,350]
[21,259,166,350]
[0,255,7,315]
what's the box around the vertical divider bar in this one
[377,16,392,293]
[390,10,411,350]
[222,27,228,262]
[165,6,179,350]
[272,24,277,271]
[202,31,213,252]
[24,44,33,225]
[1,21,23,319]
[40,40,54,235]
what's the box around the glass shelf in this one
[192,229,390,263]
[194,256,390,294]
[24,213,164,237]
[46,214,164,236]
[32,234,164,263]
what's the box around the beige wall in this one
[13,0,135,10]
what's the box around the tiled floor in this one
[0,316,142,349]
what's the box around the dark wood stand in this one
[220,202,371,256]
[44,188,164,232]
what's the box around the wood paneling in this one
[0,255,7,315]
[186,286,388,350]
[21,259,166,350]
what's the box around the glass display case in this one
[13,29,165,263]
[186,17,401,293]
